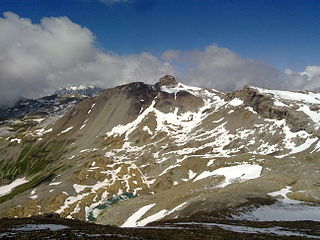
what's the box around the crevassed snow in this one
[121,203,156,227]
[0,178,28,197]
[193,164,262,187]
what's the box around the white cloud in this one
[283,66,320,91]
[0,12,173,106]
[1,11,319,106]
[166,45,281,91]
[165,45,320,92]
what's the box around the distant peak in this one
[64,85,96,91]
[54,85,104,98]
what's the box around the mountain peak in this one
[54,85,104,98]
[65,85,96,91]
[158,75,178,87]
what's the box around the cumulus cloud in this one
[1,11,320,107]
[0,12,173,106]
[164,45,320,92]
[283,66,320,91]
[164,45,281,91]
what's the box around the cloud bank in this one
[162,46,320,92]
[0,12,173,106]
[1,11,320,106]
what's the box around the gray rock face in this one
[226,86,314,133]
[154,75,178,90]
[0,85,104,121]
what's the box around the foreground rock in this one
[1,210,320,240]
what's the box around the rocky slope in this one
[0,85,103,120]
[0,76,319,228]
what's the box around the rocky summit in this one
[0,76,320,238]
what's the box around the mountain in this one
[54,85,103,98]
[0,76,319,230]
[0,85,103,120]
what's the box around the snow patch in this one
[10,138,21,143]
[228,98,243,107]
[143,126,153,135]
[0,178,28,197]
[193,164,262,187]
[121,203,156,227]
[58,127,73,135]
[268,186,302,204]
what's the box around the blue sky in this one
[1,0,320,105]
[1,0,320,70]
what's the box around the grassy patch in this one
[0,173,54,203]
[0,139,73,181]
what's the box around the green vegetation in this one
[0,138,74,203]
[0,173,54,203]
[0,139,73,181]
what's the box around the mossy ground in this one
[0,139,73,204]
[0,139,72,181]
[0,174,54,203]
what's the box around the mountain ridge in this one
[0,76,319,227]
